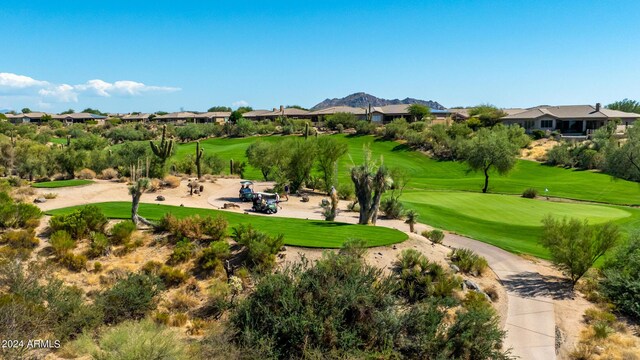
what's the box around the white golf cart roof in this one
[240,181,254,185]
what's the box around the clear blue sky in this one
[1,0,639,113]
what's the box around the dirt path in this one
[35,178,593,359]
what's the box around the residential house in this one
[121,113,152,122]
[6,112,50,124]
[193,111,231,123]
[52,112,107,124]
[243,106,311,121]
[501,104,640,135]
[308,106,368,122]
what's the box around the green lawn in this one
[45,202,408,248]
[32,179,94,188]
[401,191,640,259]
[50,137,68,145]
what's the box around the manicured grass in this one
[50,137,68,145]
[45,202,408,248]
[32,179,94,188]
[402,191,640,259]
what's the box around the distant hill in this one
[310,92,445,111]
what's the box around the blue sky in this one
[1,0,639,113]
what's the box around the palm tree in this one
[129,178,153,226]
[404,210,419,233]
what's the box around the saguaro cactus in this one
[195,141,204,179]
[304,122,309,140]
[66,134,71,147]
[149,125,174,171]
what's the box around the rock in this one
[378,252,383,256]
[156,195,165,201]
[392,245,397,250]
[450,264,460,273]
[301,195,310,203]
[33,198,46,203]
[223,203,240,209]
[593,346,604,355]
[280,246,287,251]
[464,279,480,291]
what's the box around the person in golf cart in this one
[239,181,255,202]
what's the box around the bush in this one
[337,183,355,200]
[87,232,110,258]
[49,205,107,239]
[531,129,546,140]
[325,112,358,130]
[159,266,188,288]
[382,118,409,140]
[169,239,195,264]
[75,168,96,179]
[355,120,377,135]
[50,230,75,256]
[197,241,231,273]
[100,168,119,180]
[449,248,488,276]
[546,143,574,167]
[201,215,228,242]
[1,229,39,249]
[97,273,163,324]
[110,220,136,245]
[601,232,640,320]
[522,187,538,199]
[395,249,461,302]
[380,197,404,219]
[232,224,284,272]
[60,252,87,272]
[423,229,445,244]
[163,175,181,188]
[43,192,58,199]
[0,192,42,229]
[157,213,179,233]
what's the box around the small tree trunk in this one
[409,222,415,233]
[483,167,490,193]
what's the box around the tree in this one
[236,106,253,114]
[229,111,243,123]
[540,216,621,285]
[407,104,431,123]
[606,98,640,114]
[60,109,75,115]
[601,231,640,320]
[350,148,393,225]
[605,122,640,182]
[316,136,348,193]
[129,178,153,226]
[468,104,507,127]
[286,139,317,192]
[149,125,173,175]
[208,106,232,112]
[462,126,520,193]
[246,141,277,181]
[404,209,419,233]
[82,108,105,116]
[21,108,31,114]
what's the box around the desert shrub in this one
[583,308,616,325]
[94,262,103,272]
[439,305,508,359]
[100,168,118,180]
[335,123,344,133]
[449,248,488,276]
[462,290,491,310]
[531,129,546,140]
[174,216,204,240]
[346,200,360,212]
[380,197,404,219]
[339,238,368,258]
[154,312,171,326]
[232,224,284,272]
[522,187,538,198]
[1,229,39,250]
[163,175,181,188]
[355,120,377,135]
[382,118,409,140]
[87,320,189,360]
[201,215,228,242]
[43,192,58,199]
[546,143,574,167]
[170,313,189,327]
[148,178,162,192]
[337,183,355,200]
[197,241,231,273]
[409,121,427,132]
[157,213,179,233]
[0,192,42,229]
[50,230,75,256]
[169,239,195,264]
[577,148,604,170]
[87,232,110,258]
[405,130,430,149]
[159,266,188,288]
[423,229,445,244]
[305,175,324,191]
[204,278,231,318]
[169,292,199,313]
[484,285,499,302]
[110,220,136,245]
[75,168,96,179]
[97,273,163,324]
[601,232,640,320]
[60,252,87,272]
[49,205,107,239]
[592,321,613,339]
[395,249,461,302]
[325,112,358,130]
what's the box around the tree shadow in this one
[501,271,574,300]
[217,196,244,203]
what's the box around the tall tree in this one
[129,178,153,226]
[605,122,640,182]
[606,98,640,114]
[350,148,393,225]
[246,141,280,181]
[21,108,31,114]
[407,104,431,123]
[540,216,620,285]
[316,136,348,194]
[462,125,520,193]
[207,106,232,112]
[286,139,317,192]
[468,104,507,127]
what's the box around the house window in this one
[540,120,553,128]
[524,120,535,129]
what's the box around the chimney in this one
[280,105,284,112]
[596,103,601,112]
[272,107,277,112]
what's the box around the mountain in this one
[310,92,445,111]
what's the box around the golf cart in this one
[252,192,279,214]
[239,181,255,202]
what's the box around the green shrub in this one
[97,273,163,324]
[531,129,546,140]
[583,308,616,325]
[1,229,39,249]
[157,213,178,233]
[158,266,188,288]
[94,262,103,272]
[50,230,75,256]
[593,321,613,339]
[395,249,461,302]
[383,118,409,140]
[380,197,404,219]
[87,232,110,258]
[0,192,42,229]
[422,229,445,244]
[522,187,538,199]
[169,239,195,264]
[60,252,87,272]
[355,120,377,135]
[49,205,107,239]
[110,220,136,245]
[202,215,228,242]
[337,183,355,200]
[449,248,489,276]
[197,241,231,273]
[232,224,284,272]
[601,232,640,321]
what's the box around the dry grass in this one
[100,168,119,180]
[43,192,58,199]
[163,175,181,188]
[570,310,640,360]
[76,168,96,179]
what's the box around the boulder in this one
[33,198,47,203]
[463,279,480,291]
[156,195,165,201]
[450,264,460,273]
[223,203,240,209]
